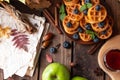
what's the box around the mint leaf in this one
[59,4,65,14]
[60,13,66,21]
[80,4,87,12]
[86,3,92,8]
[86,30,97,39]
[80,3,92,12]
[59,4,66,21]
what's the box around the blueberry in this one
[85,0,91,3]
[73,8,79,14]
[101,30,107,35]
[93,37,99,43]
[83,9,88,15]
[49,47,57,53]
[78,27,83,33]
[98,21,105,28]
[63,41,71,49]
[66,22,72,27]
[73,33,79,40]
[85,23,91,30]
[95,5,101,11]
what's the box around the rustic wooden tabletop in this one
[0,0,120,80]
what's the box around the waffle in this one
[63,0,79,6]
[97,25,112,39]
[84,16,96,23]
[66,4,84,21]
[91,18,109,32]
[87,4,107,23]
[82,0,100,5]
[79,17,88,30]
[79,32,92,41]
[107,16,114,26]
[62,16,79,34]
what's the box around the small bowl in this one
[98,35,120,80]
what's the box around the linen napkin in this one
[0,7,46,79]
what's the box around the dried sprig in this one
[0,1,37,33]
[11,29,29,52]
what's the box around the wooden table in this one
[0,0,120,80]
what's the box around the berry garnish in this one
[83,9,88,15]
[85,23,91,30]
[73,8,79,14]
[85,0,91,3]
[101,30,107,35]
[49,47,57,53]
[96,5,101,11]
[72,33,79,40]
[78,27,83,33]
[98,22,105,28]
[63,41,71,49]
[93,37,99,43]
[66,22,72,27]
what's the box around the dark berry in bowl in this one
[101,30,107,35]
[66,22,72,27]
[63,41,71,49]
[85,0,91,3]
[49,47,57,53]
[85,23,91,30]
[83,9,88,15]
[95,5,101,11]
[78,27,83,33]
[93,37,99,43]
[98,21,105,28]
[73,8,79,14]
[72,33,79,40]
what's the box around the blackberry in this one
[73,8,79,14]
[85,0,91,3]
[49,47,57,53]
[83,9,88,15]
[96,5,101,11]
[98,22,105,28]
[78,27,83,33]
[101,30,107,35]
[93,37,99,43]
[66,22,72,27]
[85,23,91,30]
[63,41,71,49]
[73,33,79,40]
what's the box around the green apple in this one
[42,63,70,80]
[72,76,88,80]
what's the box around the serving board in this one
[0,0,119,80]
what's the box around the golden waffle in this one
[91,18,109,32]
[97,25,112,39]
[85,16,96,23]
[63,0,79,6]
[79,32,92,41]
[107,16,114,27]
[66,4,84,21]
[62,16,79,34]
[79,17,88,30]
[87,4,107,23]
[81,0,100,5]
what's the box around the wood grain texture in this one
[72,43,105,80]
[39,24,72,80]
[0,0,119,80]
[104,0,120,80]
